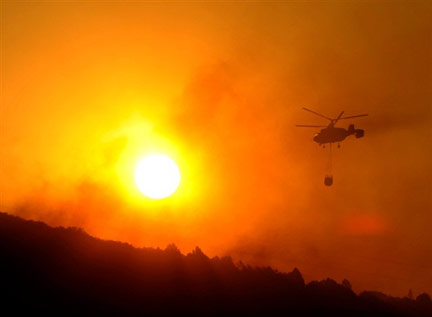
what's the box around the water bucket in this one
[324,175,333,186]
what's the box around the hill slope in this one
[0,212,430,315]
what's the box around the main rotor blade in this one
[302,107,332,121]
[332,111,345,126]
[296,124,327,128]
[339,114,368,120]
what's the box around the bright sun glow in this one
[135,154,181,199]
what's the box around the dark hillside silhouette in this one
[0,212,430,315]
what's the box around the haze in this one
[1,1,431,296]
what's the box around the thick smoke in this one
[1,2,431,296]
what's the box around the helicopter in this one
[296,107,368,148]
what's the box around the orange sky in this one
[1,1,431,297]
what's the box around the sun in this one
[135,154,181,199]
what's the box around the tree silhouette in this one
[342,278,352,291]
[0,211,430,315]
[409,289,414,300]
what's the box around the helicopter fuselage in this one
[313,124,363,145]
